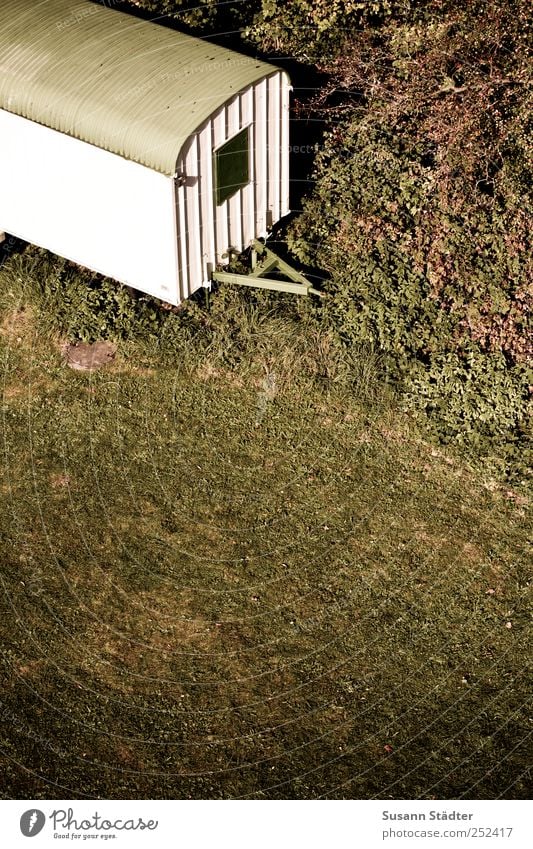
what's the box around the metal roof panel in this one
[0,0,277,174]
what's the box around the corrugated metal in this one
[267,74,281,226]
[198,120,216,287]
[281,80,291,217]
[241,87,255,246]
[176,71,290,298]
[211,107,229,277]
[185,135,202,297]
[254,79,268,238]
[227,97,242,250]
[0,0,278,176]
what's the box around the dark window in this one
[214,127,250,206]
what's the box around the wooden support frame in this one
[212,239,323,297]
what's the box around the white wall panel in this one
[197,120,216,285]
[281,76,291,218]
[254,78,268,239]
[212,106,229,265]
[176,173,189,301]
[0,109,179,304]
[240,88,255,247]
[267,73,281,226]
[227,97,242,251]
[184,135,202,298]
[181,71,290,294]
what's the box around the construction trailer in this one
[0,0,319,304]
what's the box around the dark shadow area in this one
[0,234,28,269]
[272,56,330,214]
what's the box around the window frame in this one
[213,126,251,206]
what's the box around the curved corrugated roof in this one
[0,0,277,175]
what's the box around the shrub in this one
[243,0,412,60]
[284,0,532,480]
[113,0,219,30]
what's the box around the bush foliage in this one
[119,0,532,478]
[281,0,532,478]
[112,0,219,29]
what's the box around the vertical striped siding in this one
[176,177,188,300]
[267,74,281,225]
[185,135,202,298]
[198,119,216,284]
[226,97,241,250]
[241,87,255,247]
[178,71,289,299]
[280,78,290,218]
[254,77,268,239]
[212,106,229,266]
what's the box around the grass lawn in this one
[0,249,531,799]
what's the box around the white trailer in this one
[0,0,294,305]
